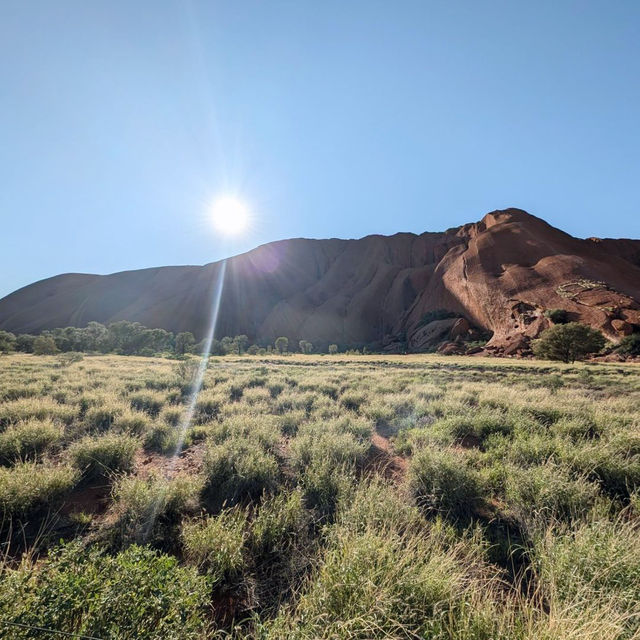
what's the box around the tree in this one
[175,332,196,355]
[299,340,313,354]
[247,344,259,355]
[83,322,109,352]
[220,336,237,355]
[275,337,288,354]
[532,323,605,363]
[0,331,16,354]
[16,334,36,353]
[328,344,338,355]
[617,334,640,357]
[234,335,249,354]
[33,335,58,355]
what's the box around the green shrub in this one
[84,405,120,431]
[0,462,77,517]
[115,409,151,435]
[617,333,640,356]
[535,518,640,635]
[0,398,75,429]
[249,489,309,557]
[70,433,139,481]
[202,438,280,508]
[0,418,63,464]
[32,335,58,355]
[0,541,210,639]
[566,441,640,499]
[544,308,569,324]
[266,495,489,639]
[268,382,285,398]
[300,458,353,517]
[111,472,203,546]
[194,398,221,424]
[129,392,163,416]
[340,392,367,412]
[408,447,485,520]
[144,423,182,454]
[532,323,606,363]
[289,430,369,472]
[504,463,600,526]
[181,509,248,583]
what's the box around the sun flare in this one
[210,195,251,236]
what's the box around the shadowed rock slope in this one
[1,209,639,354]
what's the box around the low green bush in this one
[84,405,121,431]
[0,541,210,639]
[504,463,600,526]
[249,489,309,558]
[535,518,640,636]
[114,409,152,435]
[0,418,63,464]
[0,462,77,517]
[111,472,203,547]
[202,438,280,509]
[408,447,485,520]
[181,509,248,583]
[129,392,163,417]
[70,433,139,481]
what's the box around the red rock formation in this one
[1,209,639,353]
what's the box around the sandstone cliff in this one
[1,209,639,354]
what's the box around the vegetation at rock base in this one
[532,322,606,363]
[0,352,638,639]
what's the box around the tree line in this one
[0,322,342,357]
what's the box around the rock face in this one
[1,208,639,353]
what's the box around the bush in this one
[114,409,151,435]
[249,489,309,557]
[84,405,120,431]
[0,541,210,639]
[0,330,16,353]
[532,322,605,363]
[0,418,63,464]
[202,438,280,508]
[181,509,248,583]
[328,344,338,355]
[535,518,640,635]
[70,433,139,481]
[408,448,484,520]
[504,463,600,527]
[267,483,491,639]
[289,430,369,472]
[275,336,289,354]
[544,308,569,324]
[0,462,77,517]
[300,458,353,517]
[194,398,221,424]
[144,423,183,454]
[111,472,203,546]
[33,335,58,355]
[617,333,640,356]
[56,351,84,366]
[129,392,163,416]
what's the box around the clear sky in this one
[1,1,639,298]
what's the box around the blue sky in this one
[1,1,639,298]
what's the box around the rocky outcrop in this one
[1,208,639,353]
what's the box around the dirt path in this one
[369,431,408,480]
[135,442,206,479]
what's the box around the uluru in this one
[1,208,639,356]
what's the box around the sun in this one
[210,195,251,236]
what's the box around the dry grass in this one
[0,352,638,638]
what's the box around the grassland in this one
[0,352,639,639]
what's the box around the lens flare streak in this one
[142,260,227,540]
